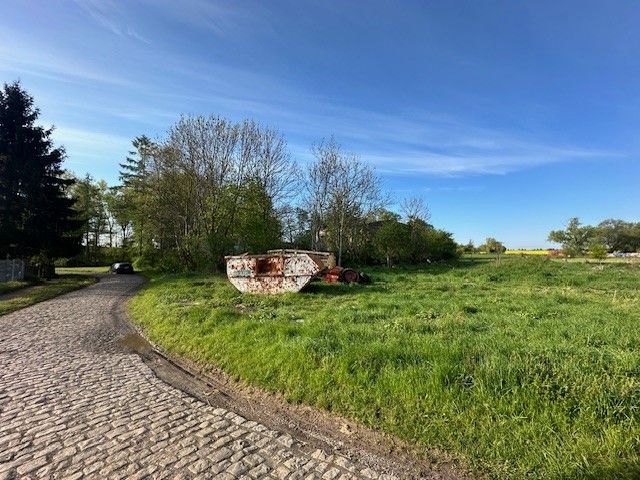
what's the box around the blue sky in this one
[1,1,638,248]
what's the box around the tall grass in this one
[130,258,640,478]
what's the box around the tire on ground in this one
[340,268,360,284]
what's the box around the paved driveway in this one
[0,275,393,479]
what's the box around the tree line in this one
[0,81,461,275]
[78,117,457,270]
[548,217,640,258]
[19,81,639,276]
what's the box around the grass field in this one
[130,257,640,479]
[0,275,96,316]
[55,265,111,274]
[505,249,549,255]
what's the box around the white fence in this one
[0,259,26,282]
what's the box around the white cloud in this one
[253,102,617,175]
[73,0,151,44]
[52,126,131,165]
[0,31,138,87]
[360,144,614,176]
[137,0,273,37]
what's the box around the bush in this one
[589,243,608,260]
[375,220,411,266]
[423,229,459,261]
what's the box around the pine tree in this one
[118,135,154,256]
[0,81,81,276]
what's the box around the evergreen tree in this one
[0,81,80,275]
[118,136,154,256]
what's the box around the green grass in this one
[130,257,640,479]
[0,275,97,316]
[55,265,111,274]
[0,280,33,295]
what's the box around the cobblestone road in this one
[0,275,395,479]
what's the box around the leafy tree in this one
[406,217,432,263]
[481,237,506,254]
[462,240,476,253]
[117,116,296,270]
[595,219,640,253]
[548,218,640,256]
[375,219,410,267]
[0,81,80,276]
[70,174,113,262]
[548,218,592,256]
[279,205,310,247]
[423,229,459,261]
[233,181,282,254]
[104,187,131,247]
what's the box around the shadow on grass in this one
[300,282,386,297]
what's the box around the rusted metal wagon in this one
[225,250,333,294]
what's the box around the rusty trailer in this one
[225,250,333,294]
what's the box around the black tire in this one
[358,272,372,284]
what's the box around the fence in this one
[0,259,26,282]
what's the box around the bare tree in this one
[304,137,382,265]
[306,138,340,250]
[330,154,381,265]
[400,196,431,223]
[244,120,298,205]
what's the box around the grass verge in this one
[55,265,110,274]
[130,257,640,479]
[0,280,34,295]
[0,275,97,316]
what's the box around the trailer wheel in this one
[340,268,360,284]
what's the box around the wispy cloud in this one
[142,67,617,176]
[1,3,618,179]
[138,0,273,37]
[198,94,617,175]
[73,0,151,44]
[363,145,614,176]
[0,29,138,87]
[52,126,131,167]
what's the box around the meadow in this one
[504,249,549,255]
[130,257,640,479]
[54,265,111,274]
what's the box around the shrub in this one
[589,243,608,260]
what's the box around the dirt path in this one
[0,274,468,479]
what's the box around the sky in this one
[1,0,638,248]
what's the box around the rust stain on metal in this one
[225,250,332,294]
[323,266,361,284]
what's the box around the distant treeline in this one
[63,116,458,270]
[548,217,640,258]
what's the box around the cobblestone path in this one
[0,275,395,479]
